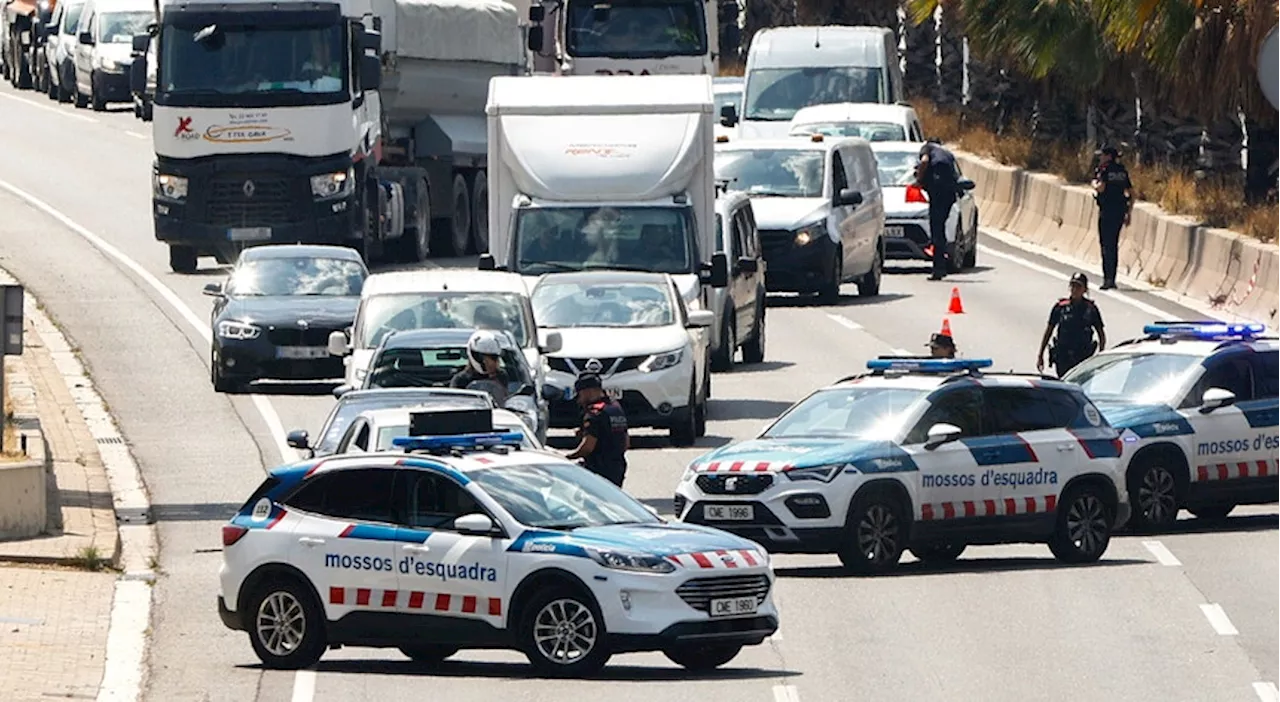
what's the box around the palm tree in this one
[742,0,795,55]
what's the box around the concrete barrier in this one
[954,150,1279,327]
[0,416,47,541]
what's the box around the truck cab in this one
[524,0,717,76]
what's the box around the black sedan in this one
[204,245,367,392]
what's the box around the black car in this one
[286,387,498,458]
[204,244,367,392]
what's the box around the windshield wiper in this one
[537,522,585,531]
[520,260,581,272]
[580,263,664,273]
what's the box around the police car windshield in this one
[1065,351,1202,404]
[469,462,660,529]
[764,387,927,439]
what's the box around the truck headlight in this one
[310,169,353,199]
[793,221,827,247]
[217,321,261,340]
[639,348,683,373]
[782,464,843,482]
[154,174,188,200]
[587,547,676,574]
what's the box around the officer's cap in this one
[1070,272,1089,287]
[1097,145,1120,158]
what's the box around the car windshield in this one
[790,121,905,142]
[532,280,675,328]
[565,0,705,58]
[366,346,531,390]
[359,293,529,348]
[227,257,365,297]
[715,89,742,117]
[764,387,928,439]
[374,422,535,451]
[470,461,660,529]
[98,11,151,42]
[743,66,882,121]
[715,149,825,197]
[514,206,695,276]
[872,149,920,186]
[62,3,85,32]
[1063,352,1203,405]
[317,395,491,454]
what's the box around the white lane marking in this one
[124,130,148,139]
[290,670,316,702]
[826,313,861,331]
[0,90,99,123]
[772,685,801,702]
[978,245,1176,319]
[1141,540,1182,566]
[1253,682,1278,702]
[97,580,150,702]
[1199,603,1239,635]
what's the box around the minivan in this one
[72,0,152,110]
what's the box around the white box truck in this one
[479,73,729,308]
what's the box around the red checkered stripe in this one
[920,495,1058,520]
[328,587,502,617]
[666,549,763,569]
[698,460,790,473]
[1196,459,1274,482]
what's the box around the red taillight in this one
[222,524,249,547]
[905,184,929,203]
[1112,437,1124,456]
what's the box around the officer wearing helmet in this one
[566,374,630,487]
[451,330,511,403]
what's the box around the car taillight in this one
[1112,437,1123,456]
[905,184,928,203]
[222,524,249,547]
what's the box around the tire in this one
[741,299,765,364]
[669,384,697,447]
[1048,484,1113,564]
[818,248,842,302]
[471,170,489,254]
[399,644,458,665]
[518,586,611,677]
[73,82,87,108]
[962,221,977,268]
[1126,458,1181,531]
[857,241,882,296]
[394,176,431,263]
[47,71,58,99]
[245,577,327,670]
[695,368,709,437]
[710,312,734,372]
[909,543,966,563]
[57,81,71,103]
[141,99,152,121]
[662,643,742,671]
[449,173,471,256]
[1188,504,1234,521]
[169,245,198,273]
[946,240,962,274]
[837,490,906,574]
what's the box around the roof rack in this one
[865,356,993,376]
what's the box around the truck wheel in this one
[73,82,88,108]
[395,176,431,263]
[450,173,471,256]
[471,170,489,254]
[46,71,57,100]
[168,245,198,273]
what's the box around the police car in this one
[1063,321,1279,529]
[218,409,778,676]
[674,358,1130,573]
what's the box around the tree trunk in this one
[935,5,962,106]
[1244,117,1279,204]
[901,8,936,100]
[1198,114,1243,182]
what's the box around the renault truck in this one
[522,0,720,75]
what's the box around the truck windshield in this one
[566,0,706,59]
[98,12,151,43]
[514,206,695,276]
[158,22,346,106]
[744,67,882,121]
[715,149,825,197]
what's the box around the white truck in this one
[522,0,718,75]
[130,0,524,273]
[479,73,730,310]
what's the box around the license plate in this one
[885,225,905,238]
[710,596,759,618]
[227,227,272,242]
[704,504,753,521]
[563,386,623,400]
[277,346,329,360]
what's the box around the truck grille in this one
[267,327,339,347]
[695,473,774,495]
[758,229,793,259]
[206,176,300,227]
[675,574,771,613]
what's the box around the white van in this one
[724,25,904,140]
[71,0,151,111]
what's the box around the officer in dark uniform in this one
[1036,273,1107,377]
[565,374,630,487]
[926,333,956,358]
[1092,145,1133,290]
[914,138,960,281]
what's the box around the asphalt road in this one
[0,85,1274,702]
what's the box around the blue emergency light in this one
[392,431,525,452]
[865,358,994,373]
[1143,321,1265,340]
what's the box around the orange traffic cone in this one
[940,318,952,337]
[948,287,965,314]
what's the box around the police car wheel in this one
[520,589,611,677]
[1128,460,1180,530]
[1188,504,1234,521]
[398,644,458,665]
[662,642,743,671]
[909,543,967,563]
[246,579,326,669]
[1048,486,1113,564]
[837,493,906,574]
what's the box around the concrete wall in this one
[0,417,47,541]
[954,150,1279,327]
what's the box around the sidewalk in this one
[0,310,122,701]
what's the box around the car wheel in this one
[519,587,611,677]
[857,241,882,296]
[963,222,977,268]
[169,245,198,273]
[909,543,966,563]
[946,240,962,274]
[662,643,742,671]
[398,644,458,665]
[837,490,905,574]
[710,312,734,372]
[47,72,58,99]
[246,578,327,670]
[73,82,87,108]
[1127,459,1181,531]
[695,370,709,437]
[669,384,697,447]
[819,248,842,302]
[741,299,765,364]
[57,79,71,103]
[1188,504,1234,521]
[1048,484,1113,563]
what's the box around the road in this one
[0,85,1274,702]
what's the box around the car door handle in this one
[401,543,430,553]
[1056,443,1076,452]
[298,537,326,547]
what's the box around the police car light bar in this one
[392,431,525,452]
[1143,321,1266,340]
[866,358,994,373]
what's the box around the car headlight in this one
[639,348,683,373]
[680,465,697,483]
[783,464,843,482]
[793,220,827,247]
[217,321,261,340]
[310,169,354,199]
[587,547,676,574]
[153,174,188,200]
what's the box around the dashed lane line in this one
[825,313,861,331]
[1253,682,1278,702]
[124,130,148,139]
[1141,540,1182,567]
[0,90,98,123]
[291,670,317,702]
[772,685,801,702]
[1199,603,1240,636]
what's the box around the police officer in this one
[1036,273,1107,377]
[926,333,956,358]
[1092,145,1133,290]
[565,374,630,487]
[914,138,960,281]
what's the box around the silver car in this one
[871,140,980,273]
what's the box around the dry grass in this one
[913,99,1278,243]
[717,62,744,77]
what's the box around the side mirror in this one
[78,30,93,45]
[527,26,544,53]
[957,178,976,191]
[720,103,737,127]
[361,27,381,53]
[706,252,729,288]
[43,23,57,38]
[736,256,758,274]
[454,512,497,536]
[541,384,561,402]
[925,422,963,448]
[327,330,350,357]
[478,253,497,271]
[359,54,381,90]
[686,309,715,328]
[332,384,352,399]
[202,282,224,297]
[131,33,148,52]
[538,330,563,354]
[1199,387,1236,413]
[286,429,310,450]
[129,58,146,93]
[528,4,545,22]
[836,188,862,207]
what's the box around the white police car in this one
[218,410,778,676]
[1063,321,1279,529]
[674,358,1130,573]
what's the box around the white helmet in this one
[466,330,503,373]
